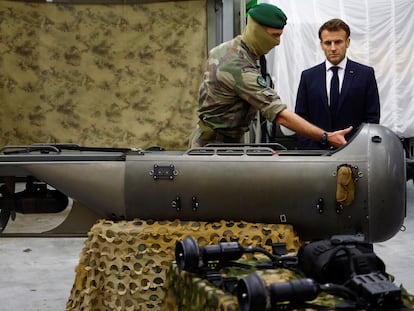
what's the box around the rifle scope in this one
[237,272,320,311]
[175,236,244,272]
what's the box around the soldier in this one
[189,3,352,148]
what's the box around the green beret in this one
[248,3,287,29]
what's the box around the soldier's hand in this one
[328,126,353,148]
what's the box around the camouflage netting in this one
[66,219,301,311]
[165,264,414,310]
[164,264,302,310]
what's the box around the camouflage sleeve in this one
[218,66,287,122]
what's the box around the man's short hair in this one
[318,18,350,40]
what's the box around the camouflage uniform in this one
[189,35,286,147]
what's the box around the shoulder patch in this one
[256,76,267,88]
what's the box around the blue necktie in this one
[330,66,340,118]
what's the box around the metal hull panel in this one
[20,162,125,218]
[0,124,406,242]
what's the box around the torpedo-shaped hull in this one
[0,124,406,242]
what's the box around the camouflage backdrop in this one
[0,0,206,150]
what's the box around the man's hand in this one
[327,126,353,148]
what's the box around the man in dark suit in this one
[295,18,380,149]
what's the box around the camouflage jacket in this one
[197,35,286,142]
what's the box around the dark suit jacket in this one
[295,58,380,149]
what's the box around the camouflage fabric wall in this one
[0,0,206,150]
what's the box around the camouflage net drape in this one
[67,219,414,310]
[66,219,301,310]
